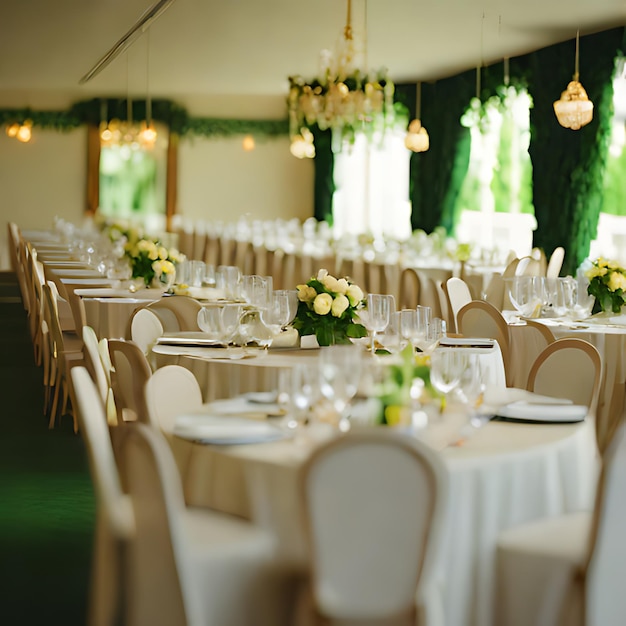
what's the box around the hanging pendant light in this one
[288,0,396,158]
[138,28,157,149]
[553,30,593,130]
[405,81,429,152]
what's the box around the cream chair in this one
[146,295,202,331]
[144,365,203,435]
[43,281,84,431]
[108,339,152,424]
[398,267,421,309]
[527,338,602,420]
[495,422,626,626]
[130,308,164,360]
[457,300,512,385]
[298,430,449,625]
[70,366,135,626]
[446,277,473,334]
[546,246,566,279]
[120,422,290,626]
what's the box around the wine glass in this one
[365,293,393,354]
[280,363,321,432]
[318,345,362,432]
[197,306,225,342]
[377,311,406,355]
[273,289,299,328]
[506,276,542,319]
[429,349,468,407]
[399,308,427,352]
[216,265,241,300]
[414,317,444,354]
[260,291,292,340]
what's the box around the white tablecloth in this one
[174,404,597,626]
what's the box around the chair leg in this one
[49,383,60,429]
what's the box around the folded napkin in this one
[157,331,225,347]
[270,327,300,349]
[75,287,159,299]
[173,286,226,300]
[496,401,587,423]
[439,337,495,349]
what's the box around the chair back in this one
[585,423,626,625]
[83,325,110,404]
[145,365,203,434]
[457,300,512,385]
[299,431,448,622]
[446,277,473,333]
[147,296,202,331]
[120,422,201,626]
[108,339,152,424]
[546,246,565,279]
[130,308,164,357]
[417,272,442,317]
[526,338,602,419]
[398,267,421,309]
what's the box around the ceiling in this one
[1,0,625,112]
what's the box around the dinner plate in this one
[439,337,495,349]
[174,414,288,444]
[495,401,587,423]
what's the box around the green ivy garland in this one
[0,97,289,139]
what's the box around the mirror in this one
[86,121,177,231]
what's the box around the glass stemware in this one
[365,293,393,354]
[318,345,362,432]
[273,289,299,328]
[429,348,468,406]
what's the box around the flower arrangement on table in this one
[124,237,185,288]
[376,344,433,426]
[293,269,367,346]
[585,257,626,314]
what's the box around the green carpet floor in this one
[0,272,95,625]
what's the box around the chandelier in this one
[287,0,396,158]
[553,31,593,130]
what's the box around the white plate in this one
[496,401,587,423]
[439,337,495,349]
[174,414,287,444]
[157,332,225,347]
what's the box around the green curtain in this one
[402,75,474,233]
[310,127,335,223]
[527,28,625,276]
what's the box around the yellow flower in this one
[607,271,626,292]
[297,284,317,302]
[157,246,169,260]
[313,293,333,315]
[331,294,349,317]
[346,284,364,306]
[316,269,329,281]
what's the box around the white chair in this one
[547,246,566,279]
[120,422,289,626]
[144,364,203,435]
[298,430,449,625]
[146,295,203,331]
[526,337,602,420]
[70,366,135,626]
[495,422,626,626]
[446,277,472,333]
[130,307,164,363]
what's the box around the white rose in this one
[346,284,364,306]
[322,274,340,293]
[313,293,333,315]
[331,294,349,317]
[157,246,169,260]
[335,278,349,295]
[317,269,329,281]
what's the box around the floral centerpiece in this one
[125,237,185,288]
[293,269,367,346]
[585,257,626,314]
[376,344,433,425]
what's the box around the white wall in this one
[0,122,314,270]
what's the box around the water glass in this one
[318,345,362,432]
[365,293,394,354]
[216,265,242,300]
[430,349,468,398]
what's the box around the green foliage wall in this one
[527,29,625,275]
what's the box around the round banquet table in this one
[172,408,598,626]
[81,296,159,339]
[507,315,626,452]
